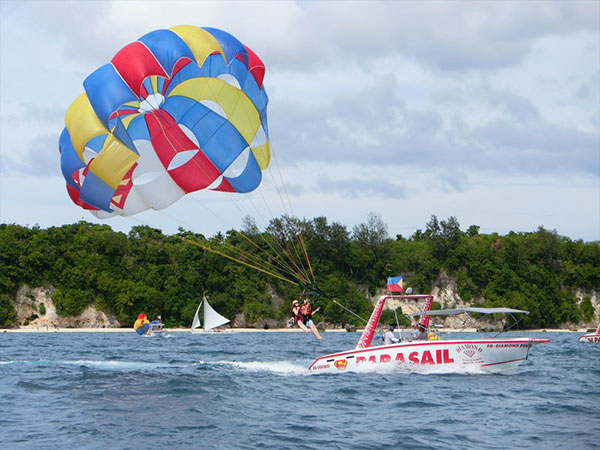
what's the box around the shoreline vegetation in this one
[1,216,598,330]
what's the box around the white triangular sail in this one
[203,296,229,331]
[191,302,202,330]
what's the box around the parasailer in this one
[59,26,270,218]
[58,25,317,314]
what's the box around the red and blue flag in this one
[387,276,404,293]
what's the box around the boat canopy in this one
[407,307,529,317]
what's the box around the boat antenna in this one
[393,308,401,331]
[332,299,368,324]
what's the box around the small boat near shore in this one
[578,323,600,343]
[308,294,549,374]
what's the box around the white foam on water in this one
[195,359,309,376]
[61,360,179,370]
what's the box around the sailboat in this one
[578,323,600,343]
[191,296,230,333]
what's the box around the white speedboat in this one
[146,322,168,337]
[308,294,549,374]
[578,324,600,343]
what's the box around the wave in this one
[195,359,310,375]
[0,359,184,371]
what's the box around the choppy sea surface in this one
[1,330,598,449]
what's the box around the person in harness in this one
[290,300,310,332]
[300,296,323,340]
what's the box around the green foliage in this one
[579,297,596,323]
[0,217,597,329]
[0,293,17,328]
[380,307,410,327]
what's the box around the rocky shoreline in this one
[7,280,598,332]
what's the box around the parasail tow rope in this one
[332,299,368,324]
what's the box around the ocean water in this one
[1,331,598,450]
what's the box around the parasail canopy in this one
[59,26,270,218]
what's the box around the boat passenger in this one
[150,315,165,332]
[412,323,428,340]
[384,325,400,345]
[300,297,323,340]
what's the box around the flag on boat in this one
[387,276,404,293]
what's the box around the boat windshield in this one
[406,307,529,317]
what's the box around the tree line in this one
[0,214,598,328]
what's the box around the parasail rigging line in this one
[182,237,299,286]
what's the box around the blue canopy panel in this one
[78,171,115,212]
[124,115,151,141]
[59,128,85,190]
[195,53,229,79]
[228,57,248,88]
[84,64,138,129]
[161,96,208,124]
[224,151,262,193]
[164,61,203,97]
[161,95,247,173]
[138,29,195,76]
[111,116,138,153]
[190,116,247,173]
[202,27,248,66]
[86,134,108,153]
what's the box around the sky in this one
[1,0,599,241]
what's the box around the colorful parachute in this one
[133,313,150,335]
[59,26,269,218]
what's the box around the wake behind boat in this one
[191,296,230,333]
[309,294,549,374]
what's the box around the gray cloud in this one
[263,1,599,72]
[2,132,61,177]
[315,174,407,199]
[271,75,599,178]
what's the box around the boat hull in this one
[308,338,549,374]
[145,330,168,337]
[578,334,600,343]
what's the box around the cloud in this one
[0,1,597,241]
[315,174,407,199]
